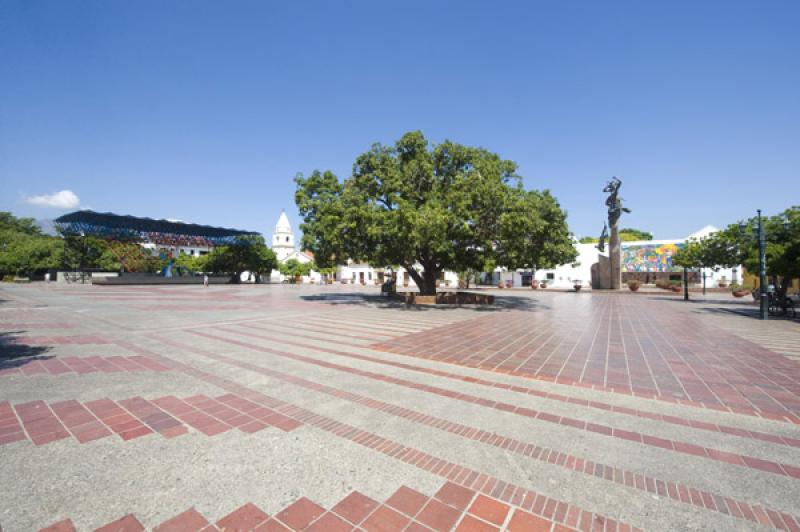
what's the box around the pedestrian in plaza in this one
[203,274,209,288]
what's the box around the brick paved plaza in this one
[1,284,799,532]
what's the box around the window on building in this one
[286,236,289,242]
[547,273,555,280]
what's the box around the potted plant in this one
[497,281,504,288]
[573,280,583,292]
[670,281,682,293]
[531,281,538,289]
[627,280,640,292]
[730,283,750,297]
[539,281,547,289]
[718,276,728,289]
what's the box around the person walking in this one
[203,274,209,288]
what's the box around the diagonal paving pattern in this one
[1,283,798,531]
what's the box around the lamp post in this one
[700,267,717,296]
[683,267,689,301]
[740,210,768,320]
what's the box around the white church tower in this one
[272,211,295,262]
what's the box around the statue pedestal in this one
[609,228,622,290]
[591,254,612,289]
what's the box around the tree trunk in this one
[422,269,439,296]
[406,267,438,296]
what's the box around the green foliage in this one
[314,263,337,276]
[579,227,652,243]
[205,235,277,281]
[0,212,63,276]
[174,252,208,273]
[295,131,575,295]
[619,228,653,241]
[279,258,312,278]
[495,189,577,271]
[60,233,120,271]
[674,207,799,294]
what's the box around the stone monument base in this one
[591,255,612,289]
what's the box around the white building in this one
[489,225,741,289]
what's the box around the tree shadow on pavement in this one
[692,306,800,323]
[0,331,54,371]
[299,293,546,312]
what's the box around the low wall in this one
[394,291,494,305]
[92,275,232,285]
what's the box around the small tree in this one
[279,258,312,282]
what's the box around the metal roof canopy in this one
[54,210,258,245]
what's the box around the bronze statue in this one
[603,177,631,290]
[603,176,631,227]
[597,222,608,252]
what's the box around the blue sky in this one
[1,1,798,240]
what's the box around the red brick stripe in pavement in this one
[191,328,800,480]
[116,340,636,532]
[0,355,171,377]
[38,479,628,532]
[1,394,300,447]
[0,400,26,445]
[227,323,800,446]
[14,400,71,445]
[156,333,800,529]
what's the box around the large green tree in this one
[295,131,576,295]
[0,212,63,277]
[206,235,277,283]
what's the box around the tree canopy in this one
[295,131,576,295]
[205,235,277,282]
[0,212,62,277]
[673,206,799,296]
[279,258,312,279]
[579,227,653,244]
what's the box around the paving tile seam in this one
[152,332,800,527]
[232,322,800,448]
[195,327,800,479]
[115,340,640,532]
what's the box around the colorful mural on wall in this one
[621,242,685,272]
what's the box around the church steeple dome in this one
[272,210,295,261]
